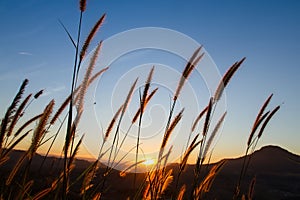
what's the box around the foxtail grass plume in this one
[7,94,32,137]
[77,42,102,113]
[79,0,87,12]
[29,100,55,159]
[0,79,29,148]
[80,14,106,62]
[214,57,245,101]
[191,105,208,132]
[105,105,123,140]
[202,97,213,136]
[132,87,158,123]
[257,105,280,138]
[161,170,173,194]
[121,78,139,116]
[203,112,227,160]
[247,93,273,146]
[253,94,273,126]
[174,46,204,100]
[161,108,184,149]
[34,89,44,99]
[247,111,270,146]
[141,66,155,113]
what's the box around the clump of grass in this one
[0,1,282,200]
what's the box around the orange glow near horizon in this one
[142,158,156,166]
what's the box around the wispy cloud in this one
[43,85,66,96]
[18,51,33,56]
[52,85,66,92]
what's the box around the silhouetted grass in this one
[0,1,282,200]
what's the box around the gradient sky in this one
[0,1,299,165]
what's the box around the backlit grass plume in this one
[214,57,245,101]
[0,79,29,148]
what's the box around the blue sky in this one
[0,1,299,164]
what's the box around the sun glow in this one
[142,158,156,166]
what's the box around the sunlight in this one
[142,158,156,166]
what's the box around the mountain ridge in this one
[1,145,299,199]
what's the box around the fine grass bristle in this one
[79,14,106,62]
[214,57,245,101]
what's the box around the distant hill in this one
[0,145,299,199]
[206,145,300,200]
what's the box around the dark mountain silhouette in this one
[0,145,299,199]
[207,145,300,200]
